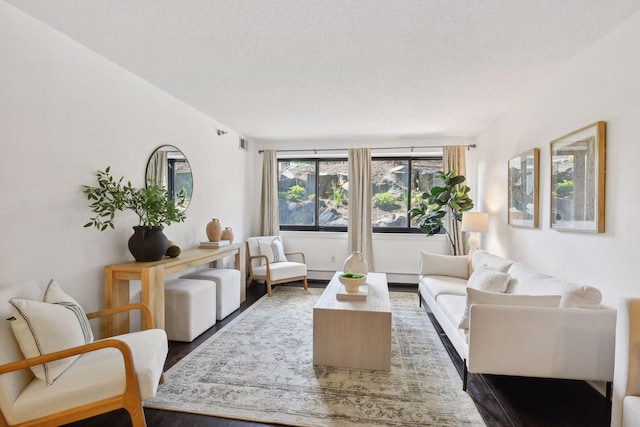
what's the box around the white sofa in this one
[418,250,617,391]
[611,298,640,427]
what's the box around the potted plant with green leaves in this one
[83,166,187,262]
[409,169,474,255]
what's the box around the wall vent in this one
[239,138,249,150]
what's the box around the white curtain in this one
[146,150,167,187]
[347,148,374,270]
[260,149,280,236]
[443,145,468,255]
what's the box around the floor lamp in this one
[461,212,489,256]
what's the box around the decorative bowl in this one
[339,273,366,293]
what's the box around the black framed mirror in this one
[146,145,193,212]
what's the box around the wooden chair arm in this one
[248,254,269,272]
[285,251,306,264]
[0,339,136,378]
[87,303,155,330]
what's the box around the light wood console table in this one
[104,244,245,336]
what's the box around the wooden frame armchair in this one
[0,281,167,427]
[246,236,308,297]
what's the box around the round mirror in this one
[146,145,193,212]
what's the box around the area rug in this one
[145,287,485,426]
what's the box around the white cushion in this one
[507,262,602,308]
[418,275,468,300]
[467,264,510,293]
[251,261,307,282]
[623,396,640,427]
[258,236,288,265]
[7,329,167,425]
[9,298,89,385]
[458,288,562,329]
[110,329,168,400]
[470,250,514,274]
[43,280,93,343]
[419,252,469,279]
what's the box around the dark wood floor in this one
[67,280,611,427]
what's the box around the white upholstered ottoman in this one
[164,278,216,342]
[181,268,241,320]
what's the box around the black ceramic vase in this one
[128,226,169,262]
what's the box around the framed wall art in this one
[550,121,606,233]
[508,148,539,228]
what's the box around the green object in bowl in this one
[341,272,365,279]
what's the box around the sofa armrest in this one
[467,304,616,382]
[87,303,155,331]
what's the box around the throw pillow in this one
[458,288,562,329]
[419,251,469,279]
[467,264,510,293]
[258,237,288,265]
[9,298,89,385]
[8,279,94,385]
[43,279,94,343]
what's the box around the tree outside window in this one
[278,156,443,232]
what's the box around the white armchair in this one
[246,236,308,297]
[0,280,167,427]
[612,298,640,427]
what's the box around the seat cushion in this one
[623,396,640,427]
[419,275,467,301]
[7,328,167,425]
[111,329,168,400]
[251,261,306,282]
[436,294,467,331]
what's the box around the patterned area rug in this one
[145,287,485,426]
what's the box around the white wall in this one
[251,137,474,283]
[0,2,251,313]
[473,9,640,307]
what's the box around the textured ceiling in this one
[6,0,640,142]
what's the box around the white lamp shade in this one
[461,212,489,233]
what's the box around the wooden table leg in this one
[141,266,165,330]
[236,245,246,302]
[104,268,130,337]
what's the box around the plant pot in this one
[128,226,169,262]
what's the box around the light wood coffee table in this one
[313,271,392,371]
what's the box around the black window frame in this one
[277,155,443,233]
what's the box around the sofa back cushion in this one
[419,252,469,279]
[470,250,514,274]
[506,262,602,308]
[0,281,41,416]
[458,287,562,329]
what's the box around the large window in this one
[278,156,443,232]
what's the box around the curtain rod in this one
[258,144,476,154]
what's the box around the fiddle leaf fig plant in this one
[409,170,474,255]
[83,166,186,231]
